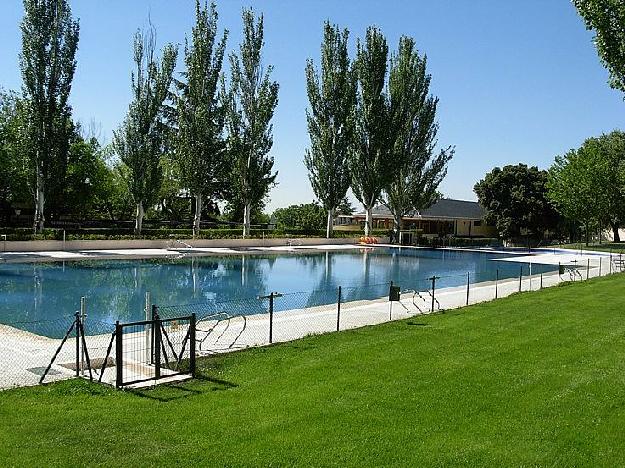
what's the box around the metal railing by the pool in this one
[0,254,621,390]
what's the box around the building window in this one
[473,220,482,227]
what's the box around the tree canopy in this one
[113,27,178,234]
[20,0,80,232]
[548,131,625,243]
[304,22,356,238]
[175,1,229,237]
[574,0,625,94]
[225,8,279,238]
[383,36,453,238]
[474,164,557,240]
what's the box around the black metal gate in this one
[114,310,196,388]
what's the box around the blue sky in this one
[0,1,623,212]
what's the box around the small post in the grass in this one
[540,273,543,289]
[587,258,590,280]
[495,269,499,299]
[519,266,523,292]
[466,272,470,306]
[336,286,342,332]
[610,253,612,274]
[599,257,602,277]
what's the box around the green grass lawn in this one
[2,276,625,466]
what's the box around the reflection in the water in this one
[0,248,556,336]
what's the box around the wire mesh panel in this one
[115,315,195,388]
[0,316,77,390]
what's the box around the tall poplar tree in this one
[113,27,177,234]
[304,22,356,238]
[350,27,394,236]
[176,1,228,237]
[383,36,453,239]
[225,8,279,238]
[20,0,79,233]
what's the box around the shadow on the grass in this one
[128,375,238,402]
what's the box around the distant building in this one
[334,198,497,238]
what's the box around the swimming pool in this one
[0,247,555,334]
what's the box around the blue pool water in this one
[0,247,556,337]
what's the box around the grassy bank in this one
[1,275,625,466]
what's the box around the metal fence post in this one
[144,291,151,364]
[519,266,523,292]
[599,257,602,277]
[336,286,342,332]
[80,297,86,377]
[115,321,122,388]
[189,313,196,378]
[154,311,161,379]
[466,272,470,306]
[430,276,436,312]
[75,312,80,377]
[610,253,612,274]
[495,269,498,299]
[540,273,543,290]
[587,259,590,280]
[269,292,274,344]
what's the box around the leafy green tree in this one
[175,1,229,237]
[350,27,394,236]
[475,164,557,241]
[548,132,625,243]
[304,22,356,238]
[574,0,625,94]
[383,36,453,240]
[19,0,79,232]
[225,8,279,238]
[0,90,30,222]
[273,202,326,232]
[113,27,178,234]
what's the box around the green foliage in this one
[113,26,178,234]
[272,202,326,232]
[225,9,279,237]
[574,0,625,94]
[383,36,453,234]
[20,0,80,232]
[304,22,356,237]
[350,26,394,235]
[547,131,625,243]
[175,1,229,235]
[474,164,557,239]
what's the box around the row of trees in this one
[304,23,453,238]
[475,130,625,245]
[1,1,278,236]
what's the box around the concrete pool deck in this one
[0,246,613,390]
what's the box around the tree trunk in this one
[612,222,621,242]
[326,208,334,239]
[243,202,251,238]
[33,169,45,234]
[193,193,203,239]
[364,206,372,236]
[134,202,144,235]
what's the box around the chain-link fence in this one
[0,253,619,390]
